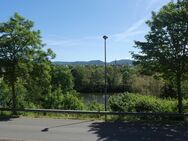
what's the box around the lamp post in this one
[103,35,108,113]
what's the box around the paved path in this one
[0,117,188,141]
[0,117,98,141]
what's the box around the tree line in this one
[1,0,188,114]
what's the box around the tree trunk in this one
[177,73,183,113]
[11,63,17,115]
[11,79,16,114]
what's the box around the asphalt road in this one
[0,117,188,141]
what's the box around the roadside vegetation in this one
[0,0,188,120]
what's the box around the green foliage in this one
[0,13,55,110]
[132,1,188,113]
[51,65,74,92]
[44,89,84,110]
[71,64,167,95]
[24,61,53,108]
[2,11,188,120]
[121,66,136,91]
[107,66,123,92]
[61,91,84,110]
[71,65,125,93]
[129,75,163,97]
[0,79,38,109]
[182,79,188,98]
[0,80,11,107]
[160,84,177,98]
[87,101,104,111]
[71,66,84,92]
[109,93,178,113]
[133,1,188,78]
[109,93,137,112]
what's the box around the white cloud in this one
[43,18,148,50]
[43,33,105,47]
[127,19,145,32]
[43,35,82,47]
[112,18,147,42]
[146,0,160,11]
[146,0,170,12]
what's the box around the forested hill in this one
[53,59,133,66]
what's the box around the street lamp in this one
[103,35,108,113]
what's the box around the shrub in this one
[87,101,104,111]
[128,75,163,97]
[61,91,84,110]
[44,89,84,110]
[0,81,11,108]
[109,93,137,112]
[109,93,178,113]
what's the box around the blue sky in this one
[0,0,170,62]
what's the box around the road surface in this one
[0,117,188,141]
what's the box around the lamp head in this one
[103,35,108,40]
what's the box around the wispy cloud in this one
[43,34,103,51]
[127,19,145,33]
[146,0,160,11]
[43,35,82,47]
[44,18,148,49]
[112,18,147,43]
[146,0,170,12]
[45,38,80,46]
[111,0,168,43]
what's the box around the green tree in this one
[51,65,74,92]
[132,1,188,113]
[90,66,104,92]
[25,59,53,108]
[128,74,163,97]
[0,80,11,107]
[0,13,54,113]
[71,66,85,92]
[107,66,123,92]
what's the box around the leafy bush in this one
[0,80,11,108]
[87,101,104,111]
[109,93,137,112]
[61,91,84,110]
[128,75,163,97]
[109,93,178,113]
[0,80,37,109]
[160,84,177,98]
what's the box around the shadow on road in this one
[41,120,94,132]
[0,114,18,122]
[88,121,188,141]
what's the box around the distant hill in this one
[109,59,133,65]
[53,59,133,66]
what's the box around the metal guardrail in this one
[0,108,187,117]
